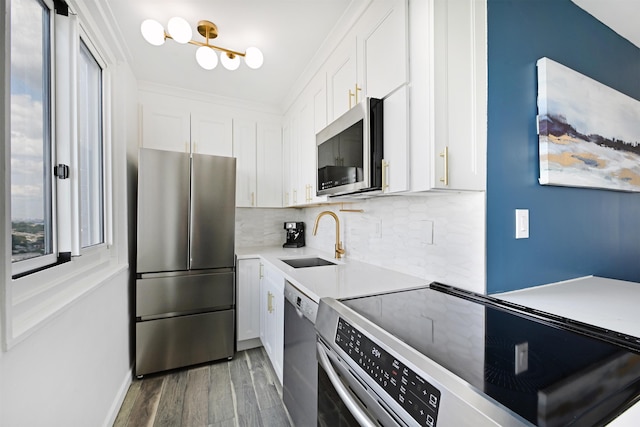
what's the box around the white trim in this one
[7,260,127,348]
[2,0,12,349]
[102,368,133,427]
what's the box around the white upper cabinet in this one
[358,0,408,100]
[191,113,233,157]
[233,119,258,208]
[432,0,487,191]
[382,85,410,194]
[141,103,233,157]
[234,119,283,208]
[257,123,283,207]
[141,105,191,153]
[326,39,358,123]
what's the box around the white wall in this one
[0,269,130,427]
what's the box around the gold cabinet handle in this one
[354,84,361,104]
[349,89,355,109]
[382,159,389,192]
[439,146,449,186]
[259,263,264,279]
[267,291,273,313]
[251,191,255,206]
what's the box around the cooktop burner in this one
[339,283,640,426]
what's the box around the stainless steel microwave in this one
[316,97,383,197]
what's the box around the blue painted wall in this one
[487,0,640,293]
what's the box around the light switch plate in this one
[515,209,529,239]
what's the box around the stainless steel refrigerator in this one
[135,147,236,377]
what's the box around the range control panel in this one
[336,318,441,427]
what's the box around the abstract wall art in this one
[537,57,640,192]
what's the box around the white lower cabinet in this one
[259,262,285,384]
[236,259,262,350]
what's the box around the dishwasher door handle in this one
[317,342,377,427]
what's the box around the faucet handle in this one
[335,242,346,259]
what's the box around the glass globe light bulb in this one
[244,47,264,69]
[196,46,218,70]
[220,52,240,70]
[167,17,192,44]
[140,19,165,46]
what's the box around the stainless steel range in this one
[315,282,640,426]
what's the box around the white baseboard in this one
[102,368,133,427]
[237,337,262,352]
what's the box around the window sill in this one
[5,248,128,350]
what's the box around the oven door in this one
[317,338,405,427]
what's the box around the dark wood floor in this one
[113,347,292,427]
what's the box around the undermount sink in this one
[280,257,336,268]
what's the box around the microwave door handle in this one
[317,343,377,427]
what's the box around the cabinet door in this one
[257,123,283,207]
[237,259,261,342]
[262,264,284,384]
[141,105,190,153]
[191,114,233,157]
[360,0,408,99]
[327,38,358,122]
[382,86,409,194]
[233,119,257,207]
[282,122,292,206]
[433,0,487,191]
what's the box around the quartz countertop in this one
[236,245,428,303]
[492,275,640,338]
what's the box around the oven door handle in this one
[317,342,377,427]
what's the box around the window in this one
[78,40,104,248]
[10,0,54,267]
[10,0,106,276]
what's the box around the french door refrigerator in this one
[135,147,236,377]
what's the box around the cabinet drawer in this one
[136,271,234,318]
[135,310,235,376]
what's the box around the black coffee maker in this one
[283,222,305,248]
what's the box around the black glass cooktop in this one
[340,282,640,426]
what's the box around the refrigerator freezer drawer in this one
[136,271,234,319]
[135,310,235,376]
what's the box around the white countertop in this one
[236,245,429,303]
[493,275,640,338]
[493,276,640,426]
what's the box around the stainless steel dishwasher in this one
[283,280,318,427]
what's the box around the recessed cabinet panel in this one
[141,105,190,153]
[237,259,261,342]
[191,114,233,156]
[327,39,358,122]
[363,0,408,99]
[433,0,487,191]
[257,123,283,207]
[233,120,258,207]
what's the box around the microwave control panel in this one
[336,318,441,427]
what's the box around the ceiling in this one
[101,0,638,111]
[103,0,362,109]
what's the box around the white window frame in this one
[2,0,119,349]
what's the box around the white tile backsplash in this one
[236,192,485,293]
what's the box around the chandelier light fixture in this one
[140,17,264,71]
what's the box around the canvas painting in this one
[537,57,640,192]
